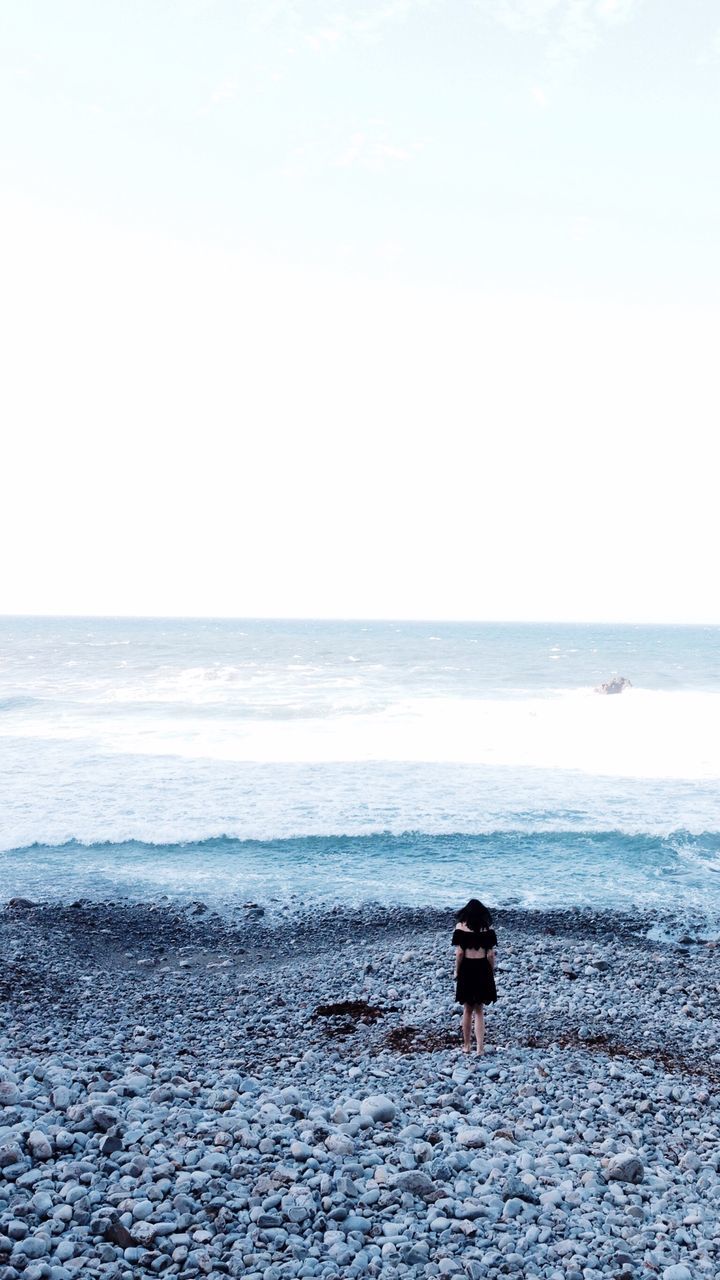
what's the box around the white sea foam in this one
[4,686,719,779]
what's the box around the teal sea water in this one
[1,617,720,921]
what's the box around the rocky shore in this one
[1,898,718,1280]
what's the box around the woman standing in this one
[452,898,497,1055]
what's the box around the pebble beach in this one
[1,899,718,1280]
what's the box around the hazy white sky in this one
[1,0,718,622]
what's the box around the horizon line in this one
[1,613,719,628]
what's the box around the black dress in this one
[453,927,498,1006]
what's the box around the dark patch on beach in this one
[312,999,398,1037]
[313,999,395,1020]
[384,1025,459,1054]
[523,1029,720,1083]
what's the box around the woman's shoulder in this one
[452,924,497,945]
[452,925,468,942]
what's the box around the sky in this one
[1,0,718,622]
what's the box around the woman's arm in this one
[454,945,464,979]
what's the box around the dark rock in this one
[607,1152,644,1184]
[595,676,632,695]
[91,1106,119,1132]
[99,1135,124,1156]
[503,1176,539,1204]
[103,1218,135,1249]
[7,899,35,910]
[393,1171,437,1200]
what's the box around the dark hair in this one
[456,898,493,930]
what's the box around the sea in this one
[2,616,720,928]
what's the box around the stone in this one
[343,1216,371,1234]
[27,1132,53,1161]
[91,1106,119,1132]
[325,1134,354,1155]
[290,1141,312,1161]
[131,1199,154,1221]
[456,1127,487,1148]
[104,1219,135,1249]
[13,1237,50,1259]
[393,1170,436,1198]
[607,1152,644,1184]
[29,1192,53,1217]
[503,1198,526,1218]
[0,1143,24,1167]
[359,1095,396,1124]
[99,1134,123,1156]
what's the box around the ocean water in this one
[2,617,720,923]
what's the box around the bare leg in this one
[462,1004,472,1052]
[474,1005,485,1055]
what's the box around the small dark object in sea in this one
[7,898,36,910]
[595,676,632,695]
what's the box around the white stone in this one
[456,1127,487,1148]
[359,1095,396,1124]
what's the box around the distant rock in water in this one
[595,676,633,695]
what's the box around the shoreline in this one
[2,899,718,1278]
[1,894,715,973]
